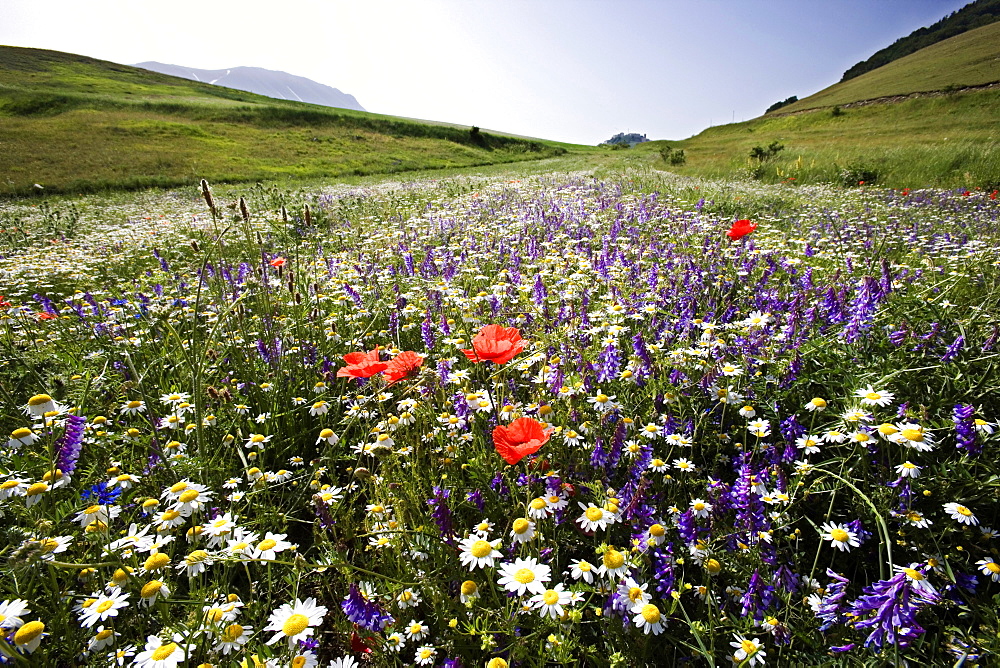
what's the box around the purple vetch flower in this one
[55,414,87,478]
[941,335,965,362]
[490,473,511,501]
[847,568,940,650]
[814,569,850,632]
[427,486,455,544]
[739,570,776,622]
[422,316,436,350]
[596,343,620,383]
[953,403,979,455]
[982,324,999,351]
[466,489,485,511]
[341,584,394,632]
[846,519,872,547]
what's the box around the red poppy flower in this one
[36,312,56,320]
[350,628,373,654]
[492,417,552,465]
[0,296,11,309]
[725,219,757,241]
[382,350,424,385]
[461,324,524,365]
[336,347,388,379]
[270,257,286,267]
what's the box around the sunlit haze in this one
[1,0,971,144]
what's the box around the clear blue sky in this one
[1,0,972,144]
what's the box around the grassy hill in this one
[778,21,1000,113]
[0,46,576,196]
[642,22,1000,189]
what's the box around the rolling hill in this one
[0,46,572,196]
[642,20,1000,189]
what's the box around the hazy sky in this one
[1,0,971,144]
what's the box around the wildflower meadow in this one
[1,169,999,666]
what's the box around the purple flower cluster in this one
[341,584,394,632]
[54,414,87,477]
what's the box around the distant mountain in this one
[134,61,365,111]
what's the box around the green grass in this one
[0,46,587,195]
[777,22,1000,113]
[640,67,1000,189]
[633,20,1000,190]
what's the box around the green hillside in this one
[641,21,1000,189]
[0,46,575,196]
[776,21,1000,113]
[841,0,1000,82]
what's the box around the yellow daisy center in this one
[512,518,530,534]
[956,505,972,516]
[866,392,881,401]
[14,620,45,645]
[141,581,163,598]
[470,540,493,558]
[179,490,199,503]
[169,482,188,493]
[461,581,478,595]
[27,394,52,406]
[649,523,665,537]
[903,568,924,580]
[901,428,923,442]
[830,528,849,542]
[150,643,178,661]
[640,604,661,624]
[629,587,644,602]
[741,639,758,655]
[257,538,277,551]
[96,629,114,640]
[603,549,625,570]
[542,589,560,605]
[144,553,170,570]
[11,428,32,439]
[513,568,536,584]
[530,498,547,510]
[705,559,722,574]
[96,600,114,613]
[586,507,604,521]
[986,562,1000,574]
[222,624,244,642]
[281,613,310,637]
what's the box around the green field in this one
[0,46,581,196]
[638,21,1000,189]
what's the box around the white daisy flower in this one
[943,501,978,525]
[528,583,573,619]
[857,386,894,407]
[497,557,551,596]
[820,522,860,551]
[404,619,429,641]
[510,518,536,543]
[264,597,328,648]
[632,603,665,635]
[458,535,502,570]
[730,635,766,667]
[133,634,187,668]
[576,503,617,532]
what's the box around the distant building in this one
[602,132,649,147]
